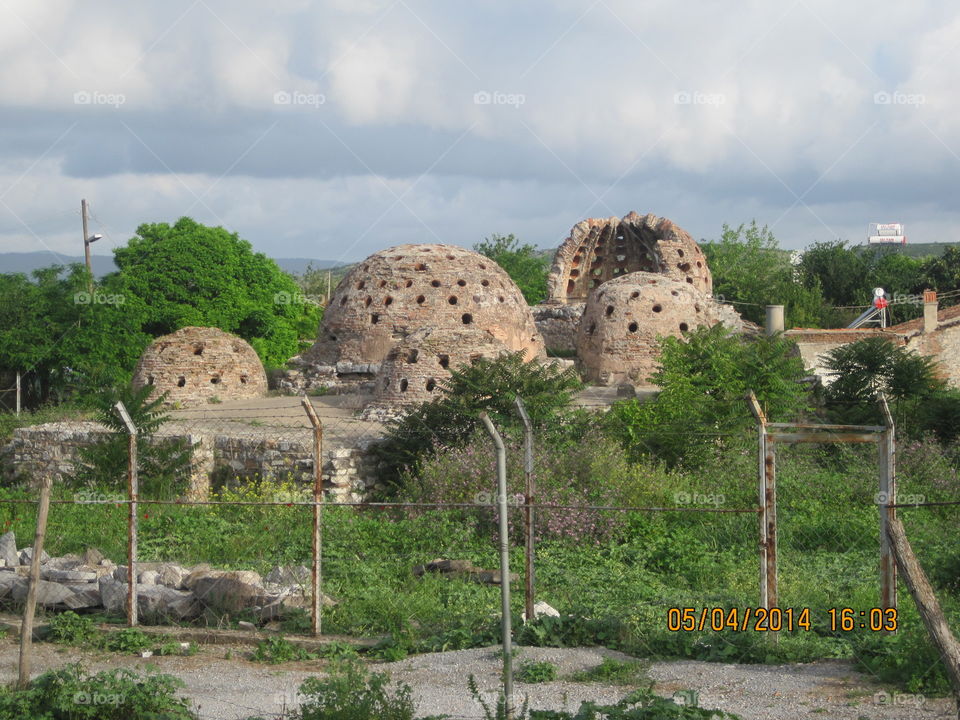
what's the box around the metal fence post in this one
[301,396,324,637]
[18,475,52,687]
[878,395,897,618]
[480,412,513,720]
[15,371,20,416]
[115,401,138,627]
[514,397,536,623]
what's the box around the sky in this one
[0,0,958,267]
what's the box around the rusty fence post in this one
[747,392,777,636]
[18,475,52,688]
[878,395,897,619]
[115,401,139,627]
[514,397,536,623]
[301,396,324,637]
[480,412,514,720]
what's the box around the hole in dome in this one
[193,345,204,356]
[363,264,369,271]
[407,349,419,363]
[385,296,394,306]
[365,296,372,307]
[415,263,427,271]
[439,355,450,369]
[177,376,186,387]
[479,263,486,270]
[572,255,582,267]
[446,254,455,260]
[686,277,693,284]
[371,313,380,324]
[679,322,689,332]
[588,322,596,335]
[472,295,482,303]
[399,379,408,392]
[591,279,601,288]
[405,280,413,288]
[240,375,248,384]
[628,322,638,332]
[592,256,604,265]
[329,334,337,341]
[357,281,365,290]
[695,304,701,313]
[210,376,220,384]
[678,262,691,272]
[426,378,437,392]
[648,279,657,284]
[630,291,640,299]
[339,296,347,306]
[457,279,466,287]
[697,261,702,268]
[498,296,505,302]
[570,269,580,278]
[431,280,441,287]
[448,296,458,305]
[423,247,432,252]
[481,279,490,286]
[671,290,679,296]
[566,280,575,293]
[392,256,402,261]
[616,254,626,262]
[678,249,685,257]
[592,268,602,276]
[653,304,662,313]
[147,376,154,385]
[378,280,387,288]
[416,295,425,304]
[462,313,473,324]
[605,305,614,317]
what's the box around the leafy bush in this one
[516,660,558,683]
[571,657,649,685]
[252,635,317,664]
[0,663,196,719]
[293,661,418,720]
[104,627,154,654]
[48,611,99,646]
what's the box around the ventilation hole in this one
[591,279,601,288]
[405,280,413,288]
[210,376,220,384]
[472,295,482,303]
[193,345,204,356]
[431,280,441,288]
[592,268,602,276]
[481,279,490,286]
[630,291,640,299]
[457,279,466,287]
[697,261,702,268]
[462,313,473,324]
[426,378,437,392]
[628,322,638,332]
[695,304,701,313]
[415,263,427,271]
[329,334,337,341]
[357,281,365,290]
[653,304,662,313]
[339,296,347,306]
[147,376,154,386]
[416,295,425,304]
[498,296,505,302]
[648,279,657,284]
[588,322,597,335]
[399,379,408,392]
[364,296,372,307]
[679,322,689,332]
[240,375,248,384]
[363,264,369,271]
[671,290,679,296]
[446,254,455,260]
[478,263,486,269]
[572,256,581,267]
[678,262,691,272]
[566,280,575,293]
[439,355,450,369]
[448,296,458,305]
[371,313,380,324]
[423,247,432,252]
[569,270,580,278]
[385,296,393,306]
[616,254,626,262]
[678,249,685,257]
[407,349,419,363]
[686,277,693,284]
[605,305,614,317]
[593,256,604,264]
[378,280,387,288]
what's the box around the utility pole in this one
[82,199,91,291]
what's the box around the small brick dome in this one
[306,244,545,367]
[576,273,742,386]
[132,327,268,405]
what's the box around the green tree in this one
[609,325,809,468]
[473,234,549,305]
[701,221,826,327]
[919,245,960,305]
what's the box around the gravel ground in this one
[0,639,955,719]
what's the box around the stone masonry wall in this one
[532,303,584,353]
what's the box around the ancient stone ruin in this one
[304,243,545,374]
[576,272,743,386]
[546,211,712,304]
[132,326,268,406]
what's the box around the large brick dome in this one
[306,244,545,366]
[132,327,268,405]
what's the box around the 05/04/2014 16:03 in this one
[666,606,899,633]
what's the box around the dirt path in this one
[0,638,954,719]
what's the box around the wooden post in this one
[115,401,138,627]
[514,397,536,623]
[878,395,897,617]
[887,517,960,715]
[301,396,324,637]
[18,476,53,688]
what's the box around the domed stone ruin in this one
[304,244,545,374]
[370,327,510,409]
[576,273,743,386]
[546,211,712,305]
[132,327,268,405]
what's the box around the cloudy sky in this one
[0,0,957,266]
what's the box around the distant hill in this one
[0,252,346,278]
[852,242,959,259]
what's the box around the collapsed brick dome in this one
[132,327,268,405]
[307,244,545,366]
[372,327,509,407]
[547,212,712,304]
[576,273,742,386]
